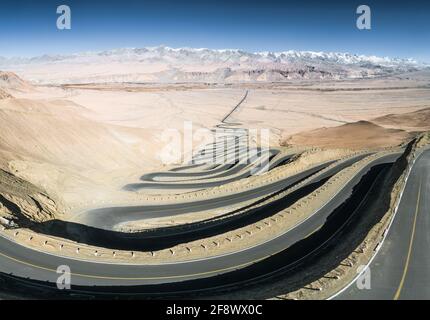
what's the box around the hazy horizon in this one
[0,45,426,64]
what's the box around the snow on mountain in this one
[0,46,425,84]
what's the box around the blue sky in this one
[0,0,429,62]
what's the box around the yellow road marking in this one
[0,244,283,281]
[393,178,422,300]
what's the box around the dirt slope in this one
[284,121,411,150]
[0,97,164,216]
[0,169,64,224]
[373,107,430,131]
[0,88,13,99]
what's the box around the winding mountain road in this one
[0,88,416,299]
[0,153,399,290]
[335,149,430,300]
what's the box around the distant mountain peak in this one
[0,46,421,66]
[0,46,426,84]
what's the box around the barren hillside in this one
[0,71,34,92]
[373,107,430,131]
[284,121,412,149]
[0,88,13,99]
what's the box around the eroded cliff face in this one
[416,131,430,148]
[0,169,65,226]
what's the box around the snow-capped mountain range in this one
[0,46,426,84]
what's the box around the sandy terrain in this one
[0,88,12,99]
[0,70,429,224]
[284,121,412,149]
[373,107,430,132]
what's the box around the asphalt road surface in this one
[335,149,430,299]
[77,153,375,230]
[78,160,332,229]
[0,153,398,289]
